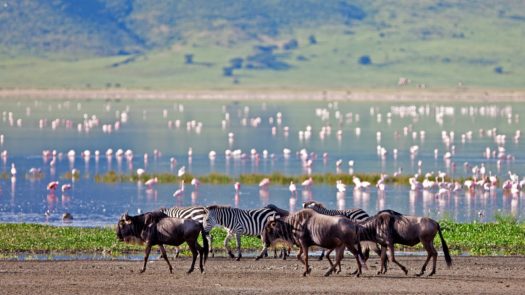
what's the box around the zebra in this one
[302,201,381,264]
[159,206,214,257]
[203,205,284,260]
[302,201,369,221]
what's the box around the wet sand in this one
[1,256,524,294]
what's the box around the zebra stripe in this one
[159,206,213,256]
[303,201,369,221]
[160,206,208,224]
[204,205,282,260]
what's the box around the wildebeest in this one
[359,209,452,276]
[116,211,209,274]
[259,208,367,277]
[302,201,382,264]
[159,206,213,257]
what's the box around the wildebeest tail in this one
[437,223,452,267]
[201,225,209,264]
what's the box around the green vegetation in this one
[1,1,524,89]
[93,171,471,186]
[1,218,524,257]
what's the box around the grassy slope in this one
[1,2,524,90]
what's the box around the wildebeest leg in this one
[224,230,235,259]
[324,245,344,277]
[325,248,334,273]
[346,243,363,277]
[195,240,204,273]
[301,245,311,276]
[418,240,438,277]
[235,233,242,261]
[318,249,325,260]
[158,244,173,274]
[379,245,388,274]
[387,243,408,275]
[140,244,153,273]
[187,241,198,274]
[255,235,270,261]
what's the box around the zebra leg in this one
[224,230,235,259]
[206,232,214,258]
[158,244,174,274]
[235,233,242,261]
[174,246,180,258]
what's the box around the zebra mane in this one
[303,201,325,208]
[207,204,231,210]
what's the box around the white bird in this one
[289,181,297,196]
[191,178,200,190]
[336,180,346,192]
[61,184,72,192]
[234,182,241,193]
[136,168,145,177]
[10,163,16,177]
[178,166,186,177]
[352,176,370,191]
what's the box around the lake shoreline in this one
[1,88,525,101]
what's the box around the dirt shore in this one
[1,256,524,294]
[1,88,525,101]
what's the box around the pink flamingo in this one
[301,177,313,189]
[191,178,200,190]
[234,182,241,194]
[144,177,158,188]
[61,184,72,192]
[259,178,270,189]
[47,181,59,191]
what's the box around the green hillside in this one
[0,0,524,90]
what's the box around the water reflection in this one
[0,99,524,226]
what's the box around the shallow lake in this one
[0,98,524,226]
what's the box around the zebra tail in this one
[438,223,452,268]
[201,225,209,264]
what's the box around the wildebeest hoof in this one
[324,271,332,277]
[139,269,146,274]
[236,256,242,261]
[255,256,261,261]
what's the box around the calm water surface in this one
[0,98,524,226]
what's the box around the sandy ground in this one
[1,255,524,294]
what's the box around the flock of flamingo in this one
[0,100,524,222]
